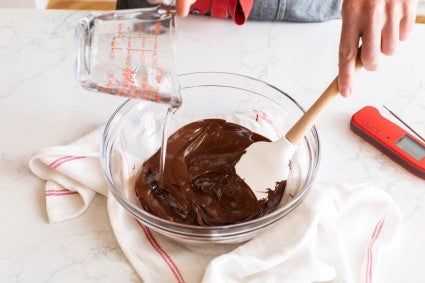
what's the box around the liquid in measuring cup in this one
[75,7,181,108]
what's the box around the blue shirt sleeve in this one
[249,0,341,22]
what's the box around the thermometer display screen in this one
[396,135,425,161]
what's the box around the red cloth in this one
[190,0,253,25]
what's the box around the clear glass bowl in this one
[101,72,320,244]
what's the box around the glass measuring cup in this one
[75,5,181,107]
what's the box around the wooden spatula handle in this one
[285,50,363,144]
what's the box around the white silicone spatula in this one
[236,53,363,200]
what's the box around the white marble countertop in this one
[0,8,424,283]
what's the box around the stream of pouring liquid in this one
[158,106,178,187]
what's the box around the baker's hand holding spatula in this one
[338,0,418,97]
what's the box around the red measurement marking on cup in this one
[104,22,163,103]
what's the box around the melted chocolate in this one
[135,119,286,226]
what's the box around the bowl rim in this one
[101,71,320,237]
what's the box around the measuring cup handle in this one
[74,16,93,88]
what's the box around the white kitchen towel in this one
[29,128,402,283]
[29,128,107,223]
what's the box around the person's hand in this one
[338,0,418,97]
[148,0,196,17]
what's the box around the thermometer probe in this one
[351,106,425,180]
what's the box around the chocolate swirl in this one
[135,119,286,226]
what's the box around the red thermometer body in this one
[351,106,425,180]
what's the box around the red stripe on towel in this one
[137,221,185,283]
[366,212,389,283]
[48,156,87,169]
[45,189,79,196]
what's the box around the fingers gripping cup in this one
[75,6,181,107]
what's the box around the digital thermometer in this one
[350,106,425,179]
